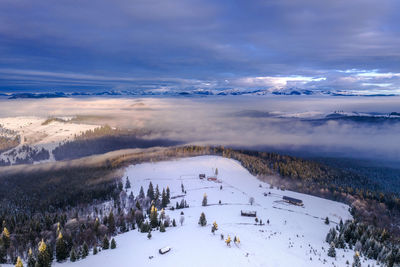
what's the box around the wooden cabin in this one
[241,210,257,217]
[159,246,171,255]
[199,174,206,179]
[282,196,303,206]
[207,176,217,181]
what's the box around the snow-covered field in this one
[0,116,99,163]
[57,156,376,267]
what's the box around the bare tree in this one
[249,197,255,205]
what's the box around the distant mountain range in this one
[307,111,400,124]
[234,109,400,124]
[1,88,398,99]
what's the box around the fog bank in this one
[0,96,399,162]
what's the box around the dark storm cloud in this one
[0,0,399,92]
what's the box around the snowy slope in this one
[56,156,376,267]
[0,116,99,164]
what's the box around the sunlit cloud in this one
[232,76,326,88]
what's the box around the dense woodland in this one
[52,126,180,161]
[0,146,50,166]
[326,220,400,266]
[41,118,69,126]
[0,145,400,266]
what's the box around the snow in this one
[0,116,99,163]
[56,156,376,267]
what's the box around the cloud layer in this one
[1,96,399,162]
[0,0,400,93]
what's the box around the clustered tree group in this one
[326,219,400,266]
[0,178,177,266]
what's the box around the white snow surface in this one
[56,156,376,267]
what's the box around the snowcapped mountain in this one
[1,88,398,99]
[55,156,377,267]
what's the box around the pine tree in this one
[198,212,207,226]
[118,181,124,191]
[82,242,89,258]
[150,206,159,228]
[166,186,170,204]
[161,188,168,208]
[125,177,131,189]
[139,186,145,199]
[202,193,208,206]
[136,201,142,211]
[155,185,160,204]
[110,238,116,249]
[352,251,361,267]
[0,245,6,264]
[102,235,110,250]
[94,217,100,234]
[147,230,152,239]
[93,246,98,255]
[179,199,185,209]
[27,248,36,267]
[140,221,150,233]
[2,227,10,249]
[380,229,389,242]
[328,242,336,257]
[70,248,77,262]
[147,182,154,200]
[37,239,51,267]
[108,211,116,234]
[215,168,219,176]
[172,219,177,227]
[326,228,337,243]
[225,235,231,246]
[77,247,82,260]
[46,241,53,263]
[160,223,166,232]
[211,221,218,234]
[56,232,68,262]
[15,256,23,267]
[181,183,185,193]
[235,236,240,244]
[325,217,330,225]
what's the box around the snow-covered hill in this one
[56,156,376,267]
[0,116,99,164]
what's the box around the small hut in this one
[199,174,206,179]
[159,246,171,255]
[241,210,257,217]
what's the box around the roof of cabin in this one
[283,196,303,203]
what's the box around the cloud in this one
[1,96,400,162]
[0,0,399,93]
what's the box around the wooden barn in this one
[282,196,303,206]
[241,210,257,217]
[207,176,217,181]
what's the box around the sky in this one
[1,0,400,93]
